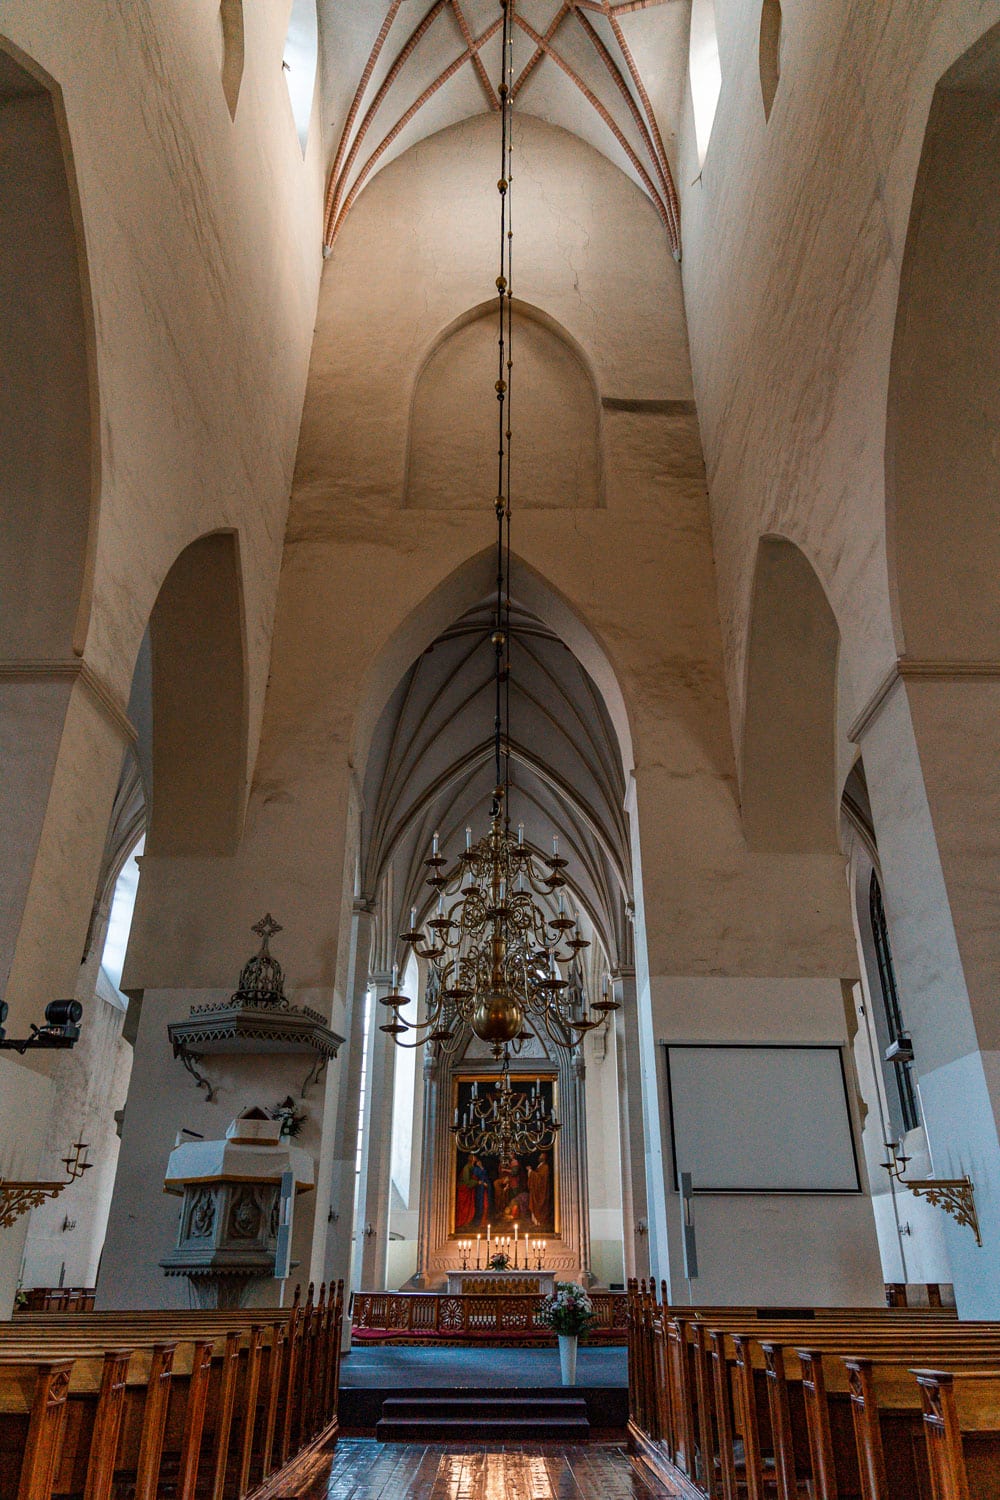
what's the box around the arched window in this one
[869,872,919,1134]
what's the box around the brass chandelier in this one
[379,0,618,1066]
[452,1060,560,1159]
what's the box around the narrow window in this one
[869,872,919,1133]
[283,0,319,153]
[689,0,722,166]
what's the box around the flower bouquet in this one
[537,1281,595,1338]
[488,1251,511,1270]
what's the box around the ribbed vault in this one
[322,1,684,254]
[361,597,633,971]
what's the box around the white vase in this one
[558,1332,578,1386]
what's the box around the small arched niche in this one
[886,22,1000,660]
[146,531,248,856]
[406,304,603,511]
[740,536,841,853]
[759,0,782,122]
[218,1,244,122]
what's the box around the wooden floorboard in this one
[296,1439,682,1498]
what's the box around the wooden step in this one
[375,1392,591,1442]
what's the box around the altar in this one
[446,1268,558,1295]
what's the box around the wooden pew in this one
[625,1283,999,1500]
[0,1280,344,1500]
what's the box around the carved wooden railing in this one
[17,1286,96,1312]
[350,1289,628,1343]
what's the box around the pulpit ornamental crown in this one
[233,914,288,1007]
[167,916,344,1099]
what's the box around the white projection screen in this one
[665,1044,861,1193]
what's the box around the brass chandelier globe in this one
[378,0,618,1062]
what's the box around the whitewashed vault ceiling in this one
[361,599,634,970]
[319,0,687,255]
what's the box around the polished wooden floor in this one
[296,1438,680,1498]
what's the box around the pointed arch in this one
[145,531,248,856]
[886,20,1000,661]
[352,547,634,779]
[0,38,99,660]
[740,535,841,852]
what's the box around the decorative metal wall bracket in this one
[905,1178,981,1247]
[0,1179,69,1228]
[882,1141,981,1245]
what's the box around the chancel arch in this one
[348,554,636,1291]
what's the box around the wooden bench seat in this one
[0,1281,344,1500]
[626,1280,1000,1500]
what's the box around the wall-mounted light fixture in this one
[0,999,83,1055]
[882,1140,981,1246]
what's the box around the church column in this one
[413,1045,439,1287]
[0,669,131,1317]
[321,901,373,1295]
[572,1049,594,1284]
[356,970,397,1290]
[858,676,1000,1316]
[613,968,650,1281]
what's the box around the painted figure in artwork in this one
[456,1153,490,1229]
[528,1151,552,1227]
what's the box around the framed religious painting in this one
[450,1071,559,1238]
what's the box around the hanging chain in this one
[493,0,515,805]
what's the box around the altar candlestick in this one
[476,1234,481,1269]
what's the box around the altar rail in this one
[351,1290,627,1344]
[624,1278,1000,1500]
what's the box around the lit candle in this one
[476,1233,481,1268]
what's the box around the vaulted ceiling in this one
[361,598,633,971]
[320,1,687,255]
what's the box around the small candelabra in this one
[882,1139,981,1246]
[0,1139,92,1230]
[457,1239,472,1270]
[531,1238,547,1271]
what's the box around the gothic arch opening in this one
[0,40,96,659]
[740,535,840,852]
[886,21,1000,660]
